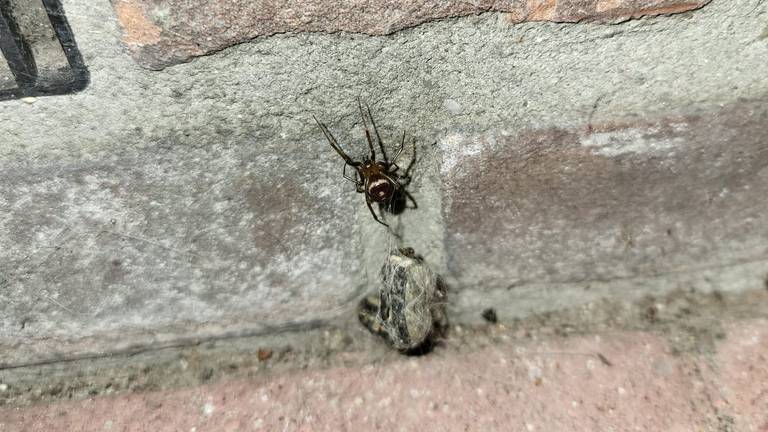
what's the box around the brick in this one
[705,320,768,431]
[0,330,719,431]
[442,100,768,292]
[112,0,711,69]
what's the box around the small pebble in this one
[481,308,498,324]
[257,348,273,361]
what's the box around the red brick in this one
[112,0,711,69]
[0,330,721,431]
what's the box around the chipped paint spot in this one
[444,99,462,115]
[439,133,467,175]
[528,0,558,20]
[596,0,622,13]
[114,0,162,46]
[439,133,497,175]
[581,127,685,156]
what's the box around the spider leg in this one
[392,130,406,164]
[354,170,365,193]
[365,193,388,226]
[364,101,389,164]
[357,98,376,162]
[398,173,412,189]
[314,115,360,167]
[342,164,358,183]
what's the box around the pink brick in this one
[112,0,711,69]
[705,320,768,432]
[1,330,726,431]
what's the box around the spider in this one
[314,100,415,226]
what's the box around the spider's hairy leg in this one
[355,169,365,193]
[365,193,389,226]
[313,115,359,167]
[350,167,364,193]
[392,130,406,164]
[357,98,376,162]
[394,131,415,172]
[364,101,389,164]
[342,163,358,184]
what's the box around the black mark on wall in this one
[0,0,88,101]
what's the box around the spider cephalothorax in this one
[314,100,415,226]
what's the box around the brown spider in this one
[314,100,414,226]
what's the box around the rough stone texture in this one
[112,0,712,69]
[0,144,363,366]
[1,0,767,376]
[707,320,768,431]
[443,100,768,295]
[2,316,766,431]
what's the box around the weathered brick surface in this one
[705,319,768,431]
[442,100,768,292]
[5,320,767,431]
[2,0,766,389]
[112,0,711,69]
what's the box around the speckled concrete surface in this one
[2,0,768,370]
[2,314,765,432]
[2,0,768,405]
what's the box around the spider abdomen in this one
[367,176,394,202]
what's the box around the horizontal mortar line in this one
[479,250,768,291]
[5,252,765,371]
[0,268,369,371]
[2,252,766,370]
[3,251,763,369]
[0,318,327,371]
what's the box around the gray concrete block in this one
[0,0,766,368]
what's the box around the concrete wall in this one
[1,0,767,370]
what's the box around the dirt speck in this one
[481,308,498,324]
[257,349,273,361]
